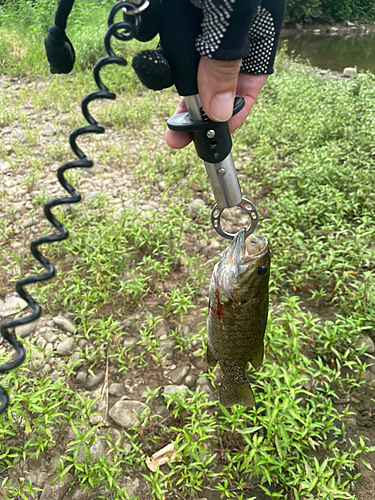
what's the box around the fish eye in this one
[257,265,268,276]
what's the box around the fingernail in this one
[210,92,234,122]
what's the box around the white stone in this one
[0,294,28,318]
[355,336,375,354]
[343,67,357,77]
[109,400,149,428]
[56,338,75,356]
[53,315,76,333]
[15,319,39,338]
[188,199,205,219]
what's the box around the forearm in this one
[54,0,76,31]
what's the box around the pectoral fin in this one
[249,342,264,371]
[206,344,218,370]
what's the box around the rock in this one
[27,455,44,470]
[89,437,106,461]
[188,199,205,219]
[68,353,83,369]
[61,489,87,500]
[329,26,339,33]
[160,339,175,360]
[22,217,34,228]
[85,164,105,176]
[346,20,356,27]
[36,471,48,488]
[39,473,72,500]
[109,400,149,428]
[53,315,76,333]
[210,240,220,250]
[313,29,321,35]
[154,402,170,418]
[155,320,169,338]
[169,364,190,384]
[43,329,58,344]
[355,336,375,354]
[295,23,303,30]
[368,360,375,375]
[56,338,75,356]
[198,285,209,297]
[185,374,197,388]
[140,204,155,212]
[78,338,88,349]
[109,428,121,442]
[45,343,54,355]
[343,67,357,77]
[43,364,52,375]
[14,202,26,214]
[163,384,189,402]
[158,181,166,191]
[363,371,375,383]
[123,337,138,349]
[86,370,105,389]
[41,123,56,136]
[15,319,39,338]
[197,377,216,402]
[75,370,87,385]
[84,191,100,201]
[0,160,11,173]
[122,476,148,498]
[0,294,28,318]
[109,383,125,397]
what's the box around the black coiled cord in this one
[0,1,141,415]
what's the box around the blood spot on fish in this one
[208,289,223,322]
[215,288,223,322]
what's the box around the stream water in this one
[280,30,375,73]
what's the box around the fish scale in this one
[207,229,270,407]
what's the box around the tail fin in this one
[220,383,255,408]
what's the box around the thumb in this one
[197,56,242,122]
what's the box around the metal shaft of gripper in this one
[185,94,242,210]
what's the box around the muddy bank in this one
[282,21,375,37]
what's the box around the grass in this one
[1,1,375,499]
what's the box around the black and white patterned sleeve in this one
[190,0,287,74]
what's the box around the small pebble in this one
[53,315,76,333]
[188,199,205,219]
[22,218,34,228]
[56,338,75,356]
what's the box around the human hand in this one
[165,57,268,150]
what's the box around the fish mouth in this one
[228,228,268,267]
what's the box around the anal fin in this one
[220,383,255,408]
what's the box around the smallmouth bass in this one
[207,228,270,407]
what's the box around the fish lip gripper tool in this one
[129,0,259,240]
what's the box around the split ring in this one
[211,198,258,240]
